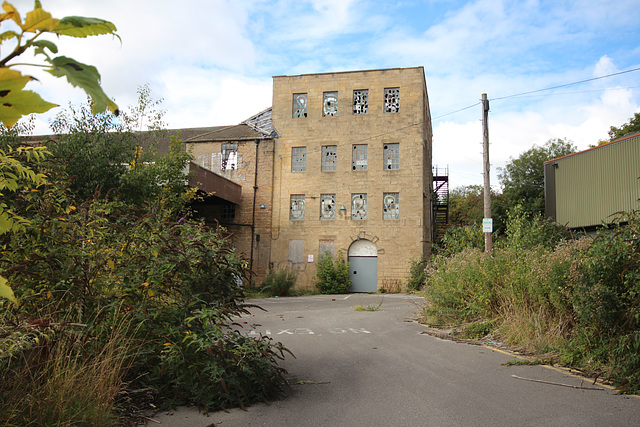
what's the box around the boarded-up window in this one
[319,240,335,260]
[288,240,304,264]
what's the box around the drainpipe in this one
[249,139,260,287]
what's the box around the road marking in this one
[247,327,370,335]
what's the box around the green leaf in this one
[31,39,58,56]
[47,56,118,116]
[0,30,18,42]
[0,275,17,303]
[0,68,57,128]
[54,16,119,39]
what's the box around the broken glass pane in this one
[384,143,399,170]
[352,144,368,170]
[292,147,306,172]
[293,93,308,118]
[351,193,367,220]
[384,88,400,113]
[320,194,336,220]
[353,90,368,115]
[290,194,305,220]
[322,145,337,171]
[323,92,338,116]
[221,143,238,170]
[383,193,399,220]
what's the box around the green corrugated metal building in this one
[544,132,640,230]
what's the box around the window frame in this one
[351,193,367,220]
[291,146,307,172]
[384,88,400,113]
[290,194,305,220]
[323,91,338,116]
[383,192,400,220]
[320,194,336,220]
[352,144,368,171]
[293,93,308,118]
[321,145,337,172]
[353,89,369,115]
[383,143,400,170]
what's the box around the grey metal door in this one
[349,256,377,292]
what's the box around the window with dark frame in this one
[221,143,238,170]
[221,203,236,220]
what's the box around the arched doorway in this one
[348,239,378,292]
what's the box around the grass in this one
[0,322,136,426]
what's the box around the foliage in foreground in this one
[423,207,640,394]
[314,250,351,294]
[0,119,289,425]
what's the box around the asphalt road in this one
[149,294,640,426]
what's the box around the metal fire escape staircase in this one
[432,166,449,243]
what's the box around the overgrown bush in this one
[261,268,297,296]
[407,256,428,292]
[314,251,351,294]
[422,205,640,394]
[0,109,291,423]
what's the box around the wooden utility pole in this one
[482,93,492,253]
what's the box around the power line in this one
[491,66,640,101]
[432,102,481,120]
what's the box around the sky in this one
[6,0,640,189]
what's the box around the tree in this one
[499,138,576,216]
[608,112,640,141]
[0,1,119,128]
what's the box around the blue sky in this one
[11,0,640,188]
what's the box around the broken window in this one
[323,92,338,116]
[322,145,337,171]
[353,90,368,115]
[351,193,367,220]
[293,93,308,118]
[221,143,238,170]
[384,143,400,170]
[290,194,305,220]
[352,144,367,170]
[384,88,400,113]
[383,193,399,220]
[291,147,306,172]
[320,194,336,220]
